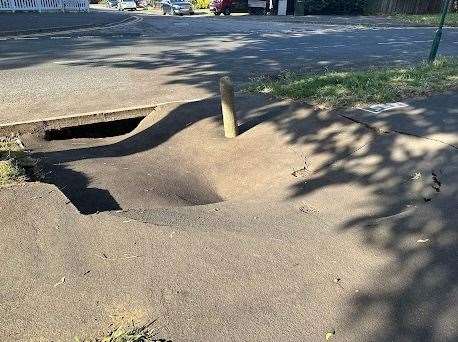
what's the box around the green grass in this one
[75,322,166,342]
[246,57,458,109]
[0,139,35,188]
[392,13,458,26]
[0,160,25,187]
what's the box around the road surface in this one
[1,10,457,124]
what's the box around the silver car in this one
[118,0,137,10]
[161,0,194,15]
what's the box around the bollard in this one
[219,76,238,138]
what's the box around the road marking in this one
[377,41,412,45]
[2,15,142,40]
[54,60,86,64]
[2,33,141,42]
[377,39,432,45]
[14,37,39,40]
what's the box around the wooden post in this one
[219,76,238,138]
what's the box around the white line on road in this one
[377,40,431,45]
[3,16,143,40]
[377,41,412,45]
[53,60,86,64]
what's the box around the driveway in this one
[0,10,457,124]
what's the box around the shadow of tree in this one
[2,14,457,122]
[35,89,457,340]
[2,17,458,80]
[11,15,458,340]
[33,93,457,341]
[277,95,458,341]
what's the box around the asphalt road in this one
[1,10,457,124]
[0,10,129,35]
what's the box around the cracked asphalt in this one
[0,10,457,124]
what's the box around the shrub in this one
[304,0,368,15]
[304,0,327,13]
[193,0,211,9]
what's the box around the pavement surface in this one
[1,92,457,341]
[0,9,457,124]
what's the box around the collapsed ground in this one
[1,90,457,341]
[1,9,457,341]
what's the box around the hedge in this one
[304,0,368,15]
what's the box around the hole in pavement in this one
[36,112,224,214]
[44,117,145,140]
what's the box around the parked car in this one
[118,0,137,10]
[135,0,148,8]
[106,0,118,7]
[160,0,194,15]
[209,0,232,15]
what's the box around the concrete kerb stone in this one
[0,98,211,136]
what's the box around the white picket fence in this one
[0,0,89,12]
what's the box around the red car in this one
[209,0,232,15]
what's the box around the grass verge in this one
[391,13,458,27]
[0,138,36,188]
[245,57,458,109]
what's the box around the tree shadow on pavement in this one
[3,17,457,122]
[9,16,457,340]
[34,89,458,340]
[277,95,458,341]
